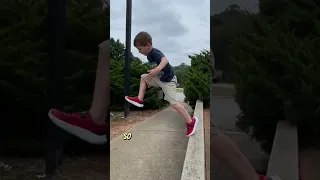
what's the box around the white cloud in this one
[110,0,210,66]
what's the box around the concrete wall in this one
[267,121,299,180]
[181,100,205,180]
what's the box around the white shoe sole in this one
[125,96,144,107]
[48,110,107,145]
[186,117,199,137]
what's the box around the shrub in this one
[184,50,210,108]
[0,0,109,156]
[233,0,320,152]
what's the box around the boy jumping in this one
[125,31,198,137]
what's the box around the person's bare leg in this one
[89,40,110,124]
[211,130,259,180]
[171,103,192,123]
[138,76,148,101]
[211,48,261,180]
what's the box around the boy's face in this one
[135,43,152,56]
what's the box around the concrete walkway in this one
[110,92,192,180]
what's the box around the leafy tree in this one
[0,0,109,156]
[184,50,210,108]
[173,63,190,87]
[211,4,254,82]
[110,38,125,61]
[233,0,320,152]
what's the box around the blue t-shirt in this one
[147,48,175,82]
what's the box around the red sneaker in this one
[48,109,108,144]
[125,96,144,107]
[186,117,199,137]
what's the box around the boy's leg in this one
[137,74,148,101]
[211,125,281,180]
[171,103,192,123]
[160,76,198,137]
[125,74,159,107]
[211,126,259,180]
[48,40,109,145]
[89,40,109,124]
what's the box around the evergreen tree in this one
[210,4,254,82]
[0,0,109,155]
[184,50,210,108]
[233,0,320,152]
[173,63,190,87]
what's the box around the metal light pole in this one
[124,0,132,118]
[46,0,66,177]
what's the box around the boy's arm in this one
[147,50,168,77]
[148,57,168,77]
[154,57,168,71]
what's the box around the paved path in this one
[110,92,191,180]
[211,97,239,131]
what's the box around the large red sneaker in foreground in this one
[48,109,108,144]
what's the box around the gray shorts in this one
[141,74,178,104]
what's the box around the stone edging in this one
[266,121,299,180]
[180,100,205,180]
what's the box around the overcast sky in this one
[211,0,259,14]
[110,0,210,66]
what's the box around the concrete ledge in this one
[267,121,299,180]
[181,100,205,180]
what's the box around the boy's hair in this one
[134,31,152,46]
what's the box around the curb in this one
[266,121,299,180]
[180,100,205,180]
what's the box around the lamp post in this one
[45,0,66,177]
[124,0,132,118]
